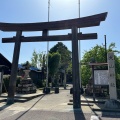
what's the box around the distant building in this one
[0,53,11,74]
[0,53,44,87]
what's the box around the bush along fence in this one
[2,75,21,93]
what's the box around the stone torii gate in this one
[0,12,107,108]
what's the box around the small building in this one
[0,53,11,74]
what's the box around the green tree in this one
[49,42,71,70]
[82,44,106,63]
[48,52,61,86]
[81,43,120,88]
[31,50,46,68]
[81,65,91,86]
[49,42,72,86]
[31,50,38,67]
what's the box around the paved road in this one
[0,87,120,120]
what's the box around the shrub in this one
[2,75,21,93]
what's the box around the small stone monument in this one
[16,64,37,94]
[104,52,120,109]
[23,69,30,79]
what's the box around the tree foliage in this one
[82,44,106,63]
[48,52,61,76]
[81,43,120,88]
[49,42,72,84]
[48,52,60,86]
[49,42,71,70]
[31,50,46,68]
[31,50,38,67]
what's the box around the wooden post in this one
[72,26,80,109]
[0,70,3,96]
[92,65,95,101]
[7,31,22,104]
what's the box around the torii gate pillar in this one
[72,27,80,108]
[7,31,22,104]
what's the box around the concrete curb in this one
[0,91,54,103]
[68,102,93,106]
[69,99,105,104]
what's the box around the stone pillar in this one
[72,26,80,109]
[104,52,119,109]
[107,52,117,99]
[7,31,22,104]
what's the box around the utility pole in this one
[78,0,81,107]
[104,35,107,62]
[78,0,81,84]
[46,0,50,88]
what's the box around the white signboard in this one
[94,70,108,85]
[107,52,117,100]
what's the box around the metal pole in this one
[78,1,80,73]
[78,0,81,86]
[78,0,80,18]
[46,0,50,87]
[48,0,50,22]
[104,35,107,62]
[78,0,81,106]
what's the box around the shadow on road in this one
[15,94,45,120]
[74,109,86,120]
[83,96,102,120]
[0,103,12,111]
[102,112,120,118]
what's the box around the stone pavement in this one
[0,89,45,102]
[0,87,120,120]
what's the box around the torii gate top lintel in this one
[0,12,107,32]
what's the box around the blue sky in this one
[0,0,120,64]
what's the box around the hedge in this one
[2,75,21,93]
